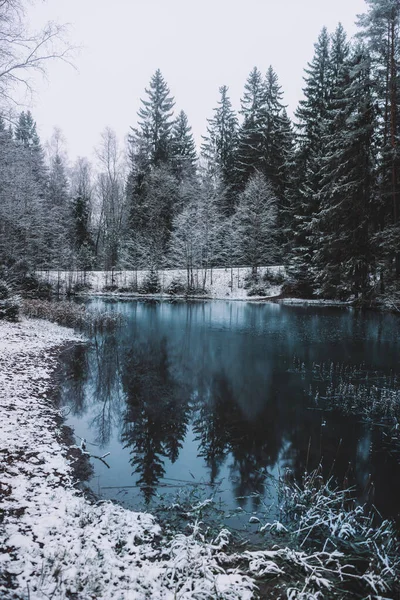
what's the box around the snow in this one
[0,318,255,599]
[36,267,284,301]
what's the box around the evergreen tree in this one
[236,67,266,185]
[170,110,197,180]
[288,27,338,294]
[129,69,175,170]
[313,46,376,300]
[71,187,93,269]
[0,112,49,268]
[15,111,39,148]
[234,171,277,276]
[357,0,400,281]
[45,151,71,268]
[129,165,179,269]
[201,85,238,214]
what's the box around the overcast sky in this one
[25,0,367,163]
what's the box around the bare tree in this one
[0,0,74,108]
[94,128,127,272]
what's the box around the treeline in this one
[1,0,400,302]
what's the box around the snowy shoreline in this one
[1,318,398,599]
[0,318,254,600]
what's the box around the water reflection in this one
[121,336,190,501]
[60,301,400,526]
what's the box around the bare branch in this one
[0,2,77,108]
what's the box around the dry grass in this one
[21,299,122,332]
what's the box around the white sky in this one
[24,0,367,163]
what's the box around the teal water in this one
[60,300,400,529]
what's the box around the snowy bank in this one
[0,318,254,599]
[36,267,284,301]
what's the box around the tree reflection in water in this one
[59,301,400,526]
[121,336,190,503]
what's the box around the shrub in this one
[0,280,20,322]
[243,272,260,290]
[21,299,122,332]
[247,285,268,297]
[139,268,161,294]
[262,270,285,285]
[73,282,92,294]
[281,278,314,298]
[102,284,119,292]
[186,285,208,296]
[166,279,186,295]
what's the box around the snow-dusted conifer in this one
[234,171,277,276]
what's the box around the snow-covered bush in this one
[247,284,268,296]
[139,268,161,294]
[263,269,285,285]
[21,299,122,332]
[244,467,400,598]
[166,278,186,295]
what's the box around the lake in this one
[60,300,400,532]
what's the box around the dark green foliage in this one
[170,110,197,180]
[0,280,19,321]
[262,270,285,285]
[166,279,186,295]
[234,172,277,275]
[129,69,175,170]
[139,268,161,294]
[313,46,376,300]
[201,85,238,215]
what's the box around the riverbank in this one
[0,318,254,599]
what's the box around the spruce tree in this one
[357,0,400,282]
[288,27,335,294]
[313,45,376,300]
[71,186,93,270]
[201,85,238,214]
[170,110,197,180]
[129,69,175,170]
[234,171,277,276]
[236,67,266,186]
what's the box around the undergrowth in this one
[21,299,122,332]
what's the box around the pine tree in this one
[170,110,197,180]
[357,0,400,281]
[201,85,238,214]
[129,69,175,170]
[15,110,47,190]
[15,111,38,147]
[313,45,376,300]
[234,171,277,276]
[71,186,93,269]
[236,67,266,186]
[288,27,336,294]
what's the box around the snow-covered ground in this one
[37,267,284,300]
[0,318,254,599]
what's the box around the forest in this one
[1,0,400,305]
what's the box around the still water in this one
[60,300,400,529]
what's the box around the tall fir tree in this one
[236,67,266,186]
[170,110,197,180]
[201,85,238,215]
[129,69,175,171]
[313,45,376,300]
[288,27,336,294]
[357,0,400,281]
[234,171,277,275]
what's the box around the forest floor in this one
[0,318,254,600]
